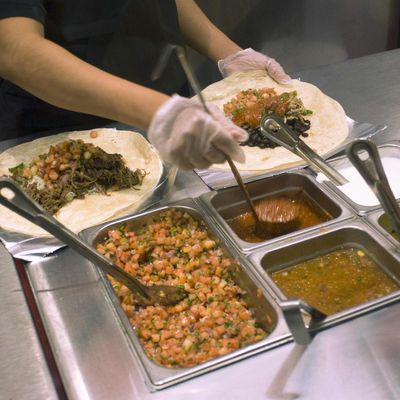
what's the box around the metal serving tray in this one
[246,218,400,334]
[365,206,400,248]
[79,198,291,391]
[321,141,400,215]
[198,170,353,253]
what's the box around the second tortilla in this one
[201,70,349,172]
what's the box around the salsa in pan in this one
[227,190,331,242]
[96,209,268,368]
[272,247,399,315]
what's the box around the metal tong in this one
[260,113,348,186]
[347,139,400,236]
[0,177,187,306]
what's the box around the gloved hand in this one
[148,94,248,170]
[218,48,291,84]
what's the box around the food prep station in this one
[2,50,400,400]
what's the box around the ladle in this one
[254,195,300,236]
[346,139,400,237]
[169,45,298,236]
[0,177,187,306]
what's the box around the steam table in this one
[1,49,400,400]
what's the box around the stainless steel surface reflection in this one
[0,246,58,399]
[28,248,149,399]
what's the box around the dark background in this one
[190,0,400,86]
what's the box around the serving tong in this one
[260,114,348,186]
[347,139,400,236]
[0,177,187,306]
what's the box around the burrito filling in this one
[223,88,312,149]
[8,139,146,214]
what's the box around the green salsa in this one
[272,247,399,315]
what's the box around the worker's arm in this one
[175,0,291,83]
[0,17,169,130]
[0,16,247,170]
[175,0,241,62]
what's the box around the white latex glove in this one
[148,94,248,170]
[218,48,291,84]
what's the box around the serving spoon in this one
[156,45,298,236]
[347,139,400,237]
[0,177,187,306]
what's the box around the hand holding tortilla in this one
[0,128,163,236]
[218,48,292,84]
[148,94,247,170]
[201,70,349,172]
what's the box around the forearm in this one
[0,17,169,130]
[175,0,241,62]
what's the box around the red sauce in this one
[227,191,331,242]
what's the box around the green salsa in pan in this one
[272,247,399,315]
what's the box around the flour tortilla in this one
[0,128,163,236]
[201,70,349,172]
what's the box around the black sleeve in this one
[0,0,46,24]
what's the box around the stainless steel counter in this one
[2,49,400,399]
[0,245,58,399]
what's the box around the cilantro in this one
[186,298,193,306]
[8,163,25,175]
[279,93,290,102]
[232,107,243,116]
[118,223,127,233]
[144,252,154,263]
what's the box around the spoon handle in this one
[347,139,400,236]
[225,156,264,230]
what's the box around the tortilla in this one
[0,128,163,236]
[201,70,349,172]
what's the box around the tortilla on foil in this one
[0,128,163,236]
[201,70,349,172]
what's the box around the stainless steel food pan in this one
[247,219,400,334]
[80,198,291,390]
[365,206,400,248]
[321,141,400,215]
[199,171,353,253]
